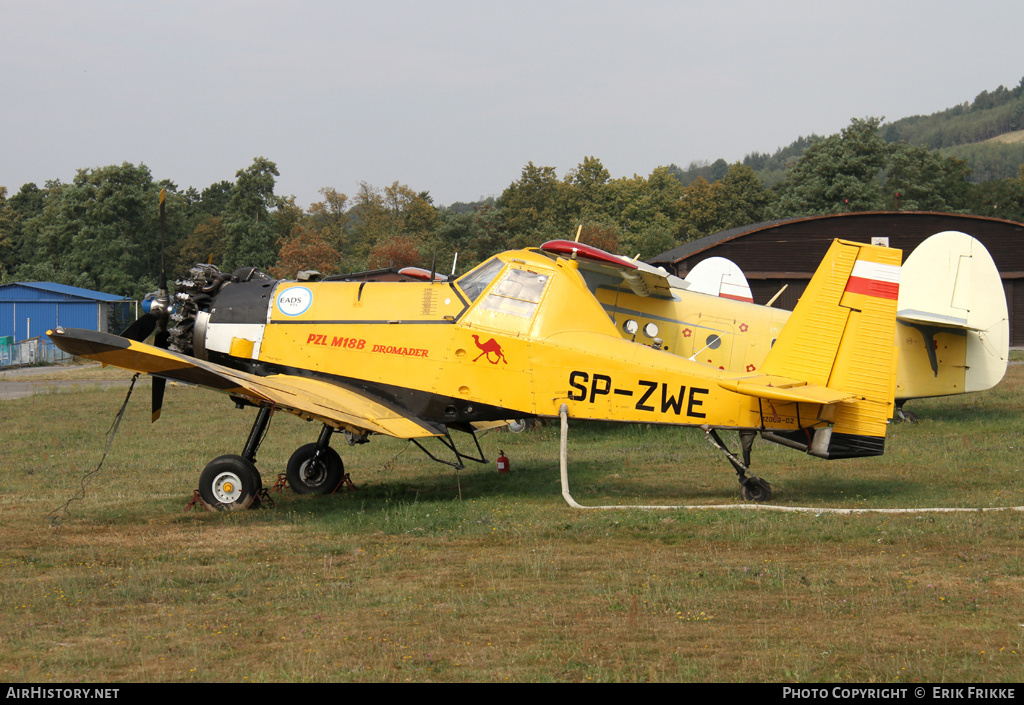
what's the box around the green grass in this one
[0,366,1022,682]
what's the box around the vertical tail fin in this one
[762,239,901,458]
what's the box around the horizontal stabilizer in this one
[897,309,975,330]
[718,376,858,405]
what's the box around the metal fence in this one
[0,338,75,368]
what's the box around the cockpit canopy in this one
[455,257,504,302]
[456,255,551,321]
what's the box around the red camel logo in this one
[471,335,508,364]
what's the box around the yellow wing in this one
[47,327,444,439]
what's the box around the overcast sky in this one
[2,1,1022,209]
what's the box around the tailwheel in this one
[894,402,919,424]
[740,476,772,503]
[199,455,262,511]
[287,443,344,494]
[704,427,774,503]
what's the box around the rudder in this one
[762,239,901,459]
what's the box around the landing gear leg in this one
[241,406,274,469]
[704,427,773,502]
[196,406,272,511]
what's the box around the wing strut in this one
[407,427,491,500]
[410,427,488,471]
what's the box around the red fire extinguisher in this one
[496,449,510,474]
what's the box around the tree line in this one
[677,78,1024,186]
[880,79,1024,150]
[1,117,1023,299]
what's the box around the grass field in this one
[1,363,1022,683]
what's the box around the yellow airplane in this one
[583,231,1009,420]
[49,238,902,510]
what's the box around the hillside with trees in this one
[676,78,1024,186]
[2,79,1024,299]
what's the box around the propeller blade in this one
[128,189,172,422]
[152,378,166,422]
[150,329,171,423]
[158,188,167,292]
[121,313,158,342]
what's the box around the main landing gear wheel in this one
[740,476,772,503]
[287,443,344,494]
[199,455,262,510]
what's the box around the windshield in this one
[455,257,504,303]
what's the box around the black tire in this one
[740,476,772,503]
[199,455,262,511]
[286,443,344,495]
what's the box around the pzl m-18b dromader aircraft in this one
[49,238,901,510]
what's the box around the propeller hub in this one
[142,291,172,317]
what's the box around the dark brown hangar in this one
[647,211,1024,346]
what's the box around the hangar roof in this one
[0,282,130,302]
[647,211,1024,276]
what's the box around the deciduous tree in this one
[498,162,570,244]
[367,234,422,270]
[433,203,502,274]
[611,166,686,242]
[270,225,342,279]
[351,181,438,270]
[712,164,773,229]
[678,176,720,241]
[0,187,15,279]
[14,163,169,297]
[885,143,971,211]
[773,117,889,216]
[564,156,612,222]
[176,216,227,270]
[307,187,351,254]
[222,157,282,271]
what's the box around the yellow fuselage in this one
[588,280,968,401]
[209,250,823,433]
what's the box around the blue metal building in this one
[0,282,133,342]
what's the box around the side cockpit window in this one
[456,257,505,303]
[480,268,550,319]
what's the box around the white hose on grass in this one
[557,404,1024,515]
